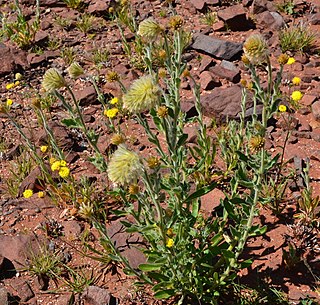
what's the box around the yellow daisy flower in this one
[278,105,287,112]
[23,189,33,198]
[292,77,301,86]
[166,238,174,248]
[59,166,70,178]
[40,145,48,153]
[291,91,303,102]
[104,108,119,119]
[287,57,295,65]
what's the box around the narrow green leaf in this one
[139,263,163,271]
[154,289,175,299]
[185,181,217,202]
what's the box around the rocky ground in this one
[1,0,320,304]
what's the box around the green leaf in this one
[177,133,188,147]
[240,259,252,269]
[123,268,136,276]
[61,118,81,128]
[139,263,163,271]
[191,199,200,217]
[185,181,217,202]
[154,289,175,299]
[152,281,172,291]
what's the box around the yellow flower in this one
[42,68,66,92]
[14,81,20,86]
[60,160,67,167]
[59,166,70,178]
[292,76,301,86]
[40,145,48,153]
[166,238,174,248]
[6,99,13,106]
[287,57,295,65]
[6,83,15,90]
[110,97,119,104]
[123,75,160,113]
[291,91,303,102]
[137,18,163,41]
[51,160,61,171]
[23,189,33,198]
[107,144,142,186]
[38,191,45,198]
[278,105,287,112]
[104,108,119,119]
[243,34,269,65]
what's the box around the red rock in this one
[301,94,317,107]
[217,4,250,31]
[200,71,221,90]
[311,100,320,121]
[209,64,240,83]
[74,86,98,106]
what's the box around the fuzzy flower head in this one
[110,133,126,145]
[277,54,289,65]
[243,34,269,65]
[42,68,67,92]
[68,62,84,79]
[292,76,301,86]
[23,189,33,199]
[78,202,94,219]
[249,135,265,153]
[169,15,184,31]
[291,90,303,102]
[123,75,160,113]
[137,18,163,41]
[107,145,143,186]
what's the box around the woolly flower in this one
[23,189,33,199]
[15,73,23,80]
[110,97,119,104]
[59,166,70,178]
[287,57,295,65]
[243,34,269,65]
[42,68,66,92]
[123,75,160,113]
[78,202,94,219]
[292,77,301,86]
[137,18,162,41]
[291,91,303,102]
[157,106,168,118]
[40,145,48,153]
[107,145,142,186]
[6,99,13,107]
[110,133,126,145]
[169,15,184,30]
[68,62,84,79]
[104,108,119,119]
[166,238,174,248]
[277,54,289,65]
[278,105,287,112]
[249,135,265,153]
